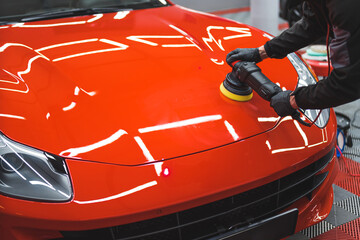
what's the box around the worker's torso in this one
[308,0,360,68]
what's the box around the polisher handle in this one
[233,62,311,127]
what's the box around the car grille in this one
[60,148,334,240]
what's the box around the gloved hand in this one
[270,90,297,117]
[226,48,262,66]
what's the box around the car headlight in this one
[288,53,330,128]
[0,133,72,202]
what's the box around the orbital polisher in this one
[220,62,311,127]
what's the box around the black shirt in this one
[264,0,360,109]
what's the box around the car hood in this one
[0,5,299,165]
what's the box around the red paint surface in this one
[0,4,338,239]
[0,5,302,165]
[304,59,333,77]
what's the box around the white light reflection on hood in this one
[12,21,86,28]
[203,26,225,51]
[139,115,222,133]
[80,87,96,96]
[263,116,308,154]
[0,114,25,120]
[0,43,33,52]
[18,55,49,78]
[87,14,103,23]
[210,58,224,65]
[224,120,239,141]
[272,146,306,154]
[62,102,76,111]
[265,140,271,150]
[223,27,252,40]
[308,129,328,148]
[35,38,99,52]
[60,129,128,157]
[126,35,183,47]
[1,69,29,94]
[134,137,155,162]
[260,116,327,153]
[74,180,158,204]
[52,38,128,62]
[168,25,202,50]
[134,136,163,176]
[114,11,130,20]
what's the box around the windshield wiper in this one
[21,7,129,22]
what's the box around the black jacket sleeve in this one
[293,62,360,109]
[264,2,327,59]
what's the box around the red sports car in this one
[0,0,338,239]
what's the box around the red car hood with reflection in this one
[0,6,300,165]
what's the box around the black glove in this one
[270,90,297,117]
[226,48,262,66]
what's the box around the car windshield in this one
[0,0,169,23]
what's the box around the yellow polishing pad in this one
[220,82,253,102]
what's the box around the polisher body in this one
[234,62,283,102]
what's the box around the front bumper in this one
[0,146,338,239]
[60,148,337,240]
[0,115,338,239]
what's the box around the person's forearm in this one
[290,95,298,109]
[264,1,327,59]
[264,19,325,59]
[292,69,359,110]
[258,45,269,60]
